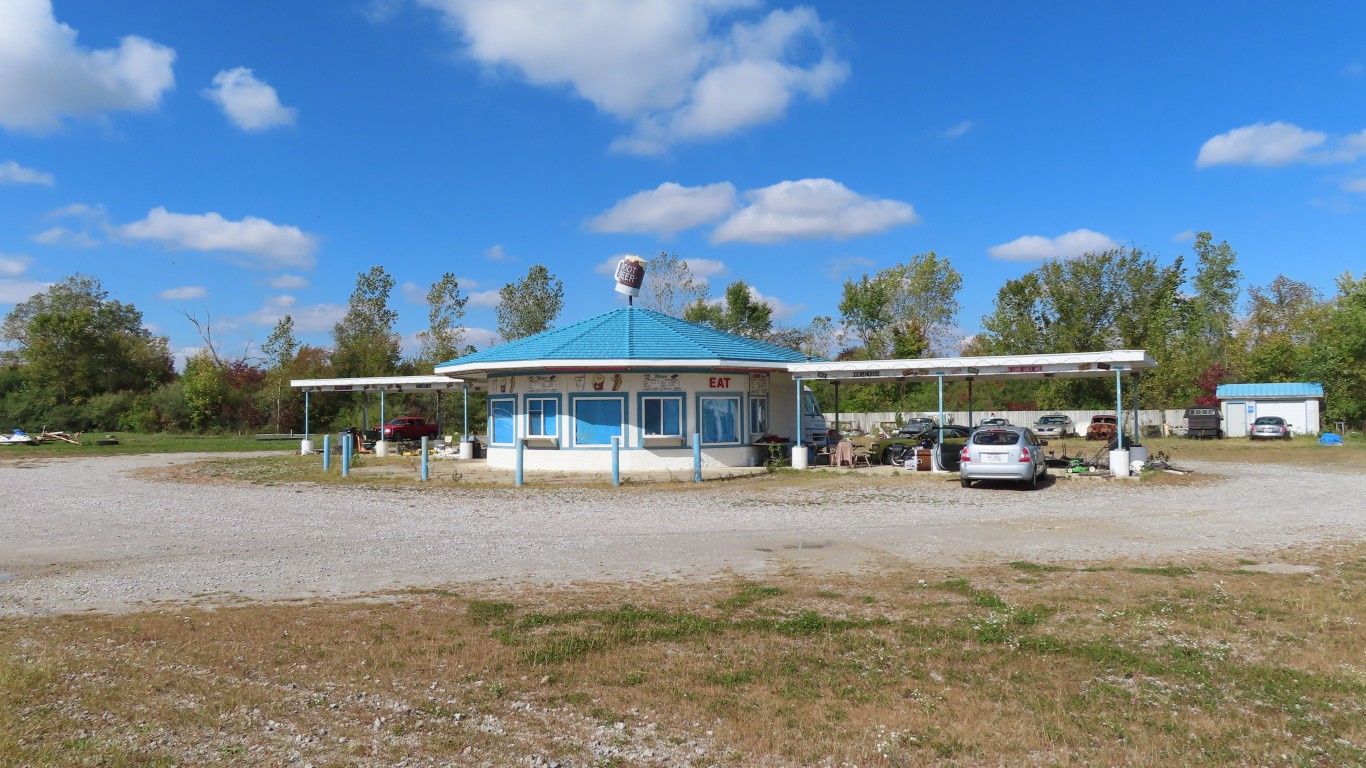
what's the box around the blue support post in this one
[611,436,620,487]
[463,384,469,441]
[341,434,351,478]
[1115,369,1124,448]
[515,438,524,487]
[323,434,331,472]
[304,390,310,440]
[692,433,702,484]
[421,436,429,482]
[935,373,946,472]
[794,376,803,452]
[380,388,386,429]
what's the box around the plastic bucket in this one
[458,440,474,460]
[1129,445,1149,464]
[1110,449,1130,477]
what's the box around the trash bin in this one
[458,440,474,460]
[1109,449,1131,477]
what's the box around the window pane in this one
[663,399,680,436]
[701,397,739,444]
[644,399,662,435]
[542,399,558,436]
[528,400,544,436]
[750,397,768,435]
[575,399,622,445]
[491,400,514,444]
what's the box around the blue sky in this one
[2,0,1363,365]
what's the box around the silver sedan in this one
[959,426,1049,489]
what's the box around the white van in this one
[799,385,833,447]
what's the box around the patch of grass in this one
[1007,561,1070,573]
[1128,565,1196,577]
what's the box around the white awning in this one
[290,375,463,392]
[786,350,1156,382]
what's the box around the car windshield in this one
[1091,416,1115,423]
[972,430,1018,446]
[1038,416,1066,424]
[1253,417,1284,425]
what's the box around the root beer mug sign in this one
[613,254,647,298]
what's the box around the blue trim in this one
[522,393,562,439]
[637,392,687,444]
[568,392,627,449]
[696,393,745,446]
[489,396,516,446]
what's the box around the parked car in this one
[959,426,1049,489]
[1032,413,1075,438]
[978,417,1012,428]
[1086,414,1118,441]
[896,417,937,436]
[1249,416,1292,440]
[875,425,971,470]
[380,416,440,441]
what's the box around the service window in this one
[526,397,559,437]
[699,395,741,445]
[642,395,683,437]
[572,396,624,446]
[489,397,515,446]
[750,397,768,436]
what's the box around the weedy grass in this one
[2,543,1363,766]
[0,432,278,459]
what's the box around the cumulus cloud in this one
[987,229,1119,261]
[0,253,33,277]
[1195,122,1366,168]
[118,207,319,269]
[1171,230,1197,243]
[684,257,726,279]
[159,285,206,300]
[483,244,509,261]
[710,178,919,244]
[588,182,736,236]
[268,273,310,289]
[47,202,105,219]
[0,160,53,185]
[468,289,501,308]
[241,294,346,333]
[418,0,847,154]
[746,284,798,320]
[30,226,99,248]
[464,326,499,349]
[0,0,176,132]
[203,67,296,131]
[0,279,50,303]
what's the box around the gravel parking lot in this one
[2,452,1363,616]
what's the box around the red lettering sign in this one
[709,376,731,388]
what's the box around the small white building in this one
[1216,382,1324,437]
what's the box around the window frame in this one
[696,393,744,446]
[524,395,561,438]
[488,396,516,446]
[638,393,685,442]
[569,393,627,448]
[749,396,769,437]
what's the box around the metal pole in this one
[304,390,310,440]
[1132,373,1141,439]
[323,434,331,472]
[966,379,973,429]
[515,437,524,487]
[833,381,840,436]
[1115,369,1124,448]
[692,433,702,484]
[794,377,803,450]
[420,436,429,482]
[341,433,351,478]
[935,373,945,472]
[380,388,386,429]
[611,436,620,487]
[463,385,469,441]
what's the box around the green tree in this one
[1235,275,1324,383]
[1306,272,1366,424]
[416,272,469,365]
[683,280,773,339]
[181,351,228,431]
[838,252,963,358]
[260,315,299,433]
[0,274,173,405]
[332,266,401,376]
[496,264,564,342]
[638,252,708,317]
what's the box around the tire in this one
[1028,468,1038,490]
[960,476,971,488]
[882,448,896,466]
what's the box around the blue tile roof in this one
[437,307,815,369]
[1216,382,1324,398]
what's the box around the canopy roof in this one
[435,306,813,379]
[290,375,462,392]
[787,350,1156,382]
[1216,382,1323,399]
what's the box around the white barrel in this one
[792,445,809,468]
[1110,449,1130,477]
[458,440,474,460]
[374,440,389,458]
[300,439,314,455]
[1131,460,1146,474]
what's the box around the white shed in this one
[1216,383,1324,437]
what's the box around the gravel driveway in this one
[1,452,1362,616]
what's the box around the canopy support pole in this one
[1115,369,1124,448]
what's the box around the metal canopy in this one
[289,375,463,392]
[786,350,1156,382]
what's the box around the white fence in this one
[829,409,1188,436]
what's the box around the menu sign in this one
[748,373,769,396]
[643,373,682,391]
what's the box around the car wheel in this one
[960,476,971,488]
[1028,468,1038,490]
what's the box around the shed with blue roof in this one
[1215,382,1324,437]
[434,307,828,472]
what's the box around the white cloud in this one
[401,280,427,304]
[0,160,53,185]
[31,225,99,248]
[268,273,310,289]
[203,67,296,131]
[943,120,973,139]
[588,182,736,236]
[1194,122,1361,167]
[0,0,176,132]
[684,257,726,279]
[118,207,319,269]
[987,229,1120,261]
[0,279,50,303]
[483,244,509,261]
[419,0,847,154]
[241,294,345,333]
[468,289,501,308]
[47,202,105,219]
[159,285,206,300]
[0,253,32,277]
[1343,177,1366,193]
[464,326,499,350]
[710,178,919,244]
[746,285,798,321]
[1171,230,1197,243]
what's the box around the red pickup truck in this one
[380,417,440,441]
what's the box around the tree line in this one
[2,235,1362,434]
